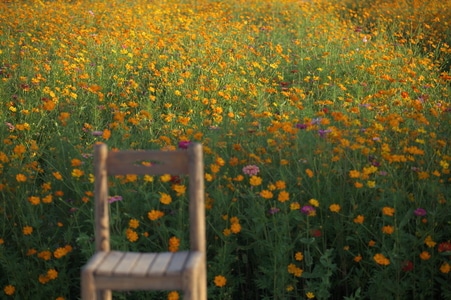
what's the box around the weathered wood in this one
[81,143,207,300]
[130,253,157,277]
[95,251,124,276]
[112,252,141,276]
[147,252,172,276]
[166,251,189,275]
[107,150,189,175]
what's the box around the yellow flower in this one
[424,235,436,248]
[223,228,231,236]
[305,168,314,178]
[3,285,15,296]
[367,180,376,188]
[71,169,84,178]
[160,174,171,182]
[214,275,227,287]
[159,193,172,205]
[306,292,315,299]
[249,176,262,186]
[295,252,304,261]
[354,255,362,263]
[353,215,364,224]
[329,204,341,213]
[143,175,154,182]
[172,184,186,196]
[440,262,450,274]
[309,199,319,207]
[290,202,301,210]
[373,253,390,265]
[419,251,431,260]
[382,206,395,216]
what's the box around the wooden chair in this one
[81,143,206,300]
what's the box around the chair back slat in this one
[106,150,189,175]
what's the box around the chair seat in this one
[83,250,203,291]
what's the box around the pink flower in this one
[242,165,260,176]
[108,195,123,204]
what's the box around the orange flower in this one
[382,225,395,234]
[214,275,227,287]
[16,174,27,182]
[168,236,180,252]
[148,210,164,221]
[353,215,365,224]
[260,190,273,199]
[373,253,390,265]
[329,204,341,213]
[3,285,15,295]
[277,191,290,202]
[419,251,431,260]
[23,226,33,235]
[440,262,451,274]
[382,206,395,216]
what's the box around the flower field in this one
[1,0,451,299]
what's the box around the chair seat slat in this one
[129,253,157,277]
[147,252,173,276]
[113,252,141,276]
[166,251,190,275]
[95,251,124,276]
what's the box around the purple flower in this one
[108,195,123,204]
[300,205,316,216]
[296,123,308,129]
[91,131,103,136]
[242,165,260,176]
[318,129,331,138]
[178,140,191,149]
[268,207,280,215]
[414,208,427,217]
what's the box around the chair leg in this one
[81,268,95,300]
[198,264,207,300]
[98,290,111,300]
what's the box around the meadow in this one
[1,0,451,299]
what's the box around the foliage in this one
[0,0,450,299]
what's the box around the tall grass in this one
[1,0,450,299]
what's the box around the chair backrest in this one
[94,142,205,255]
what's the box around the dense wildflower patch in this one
[0,0,450,299]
